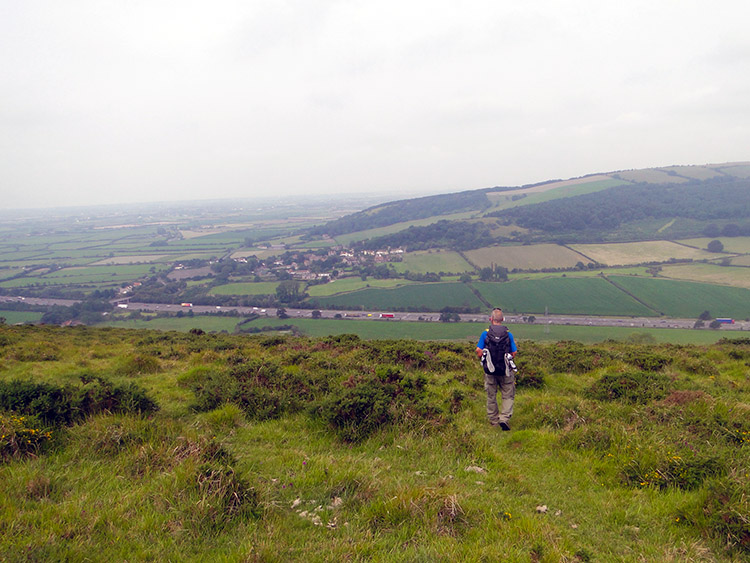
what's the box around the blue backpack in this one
[482,324,510,376]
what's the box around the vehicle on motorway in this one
[180,302,193,307]
[716,318,735,324]
[380,313,395,318]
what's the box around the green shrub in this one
[622,453,724,490]
[9,342,60,362]
[698,478,750,556]
[446,389,465,414]
[185,359,325,420]
[547,342,614,374]
[560,424,612,452]
[114,354,162,376]
[516,361,546,389]
[0,376,158,426]
[311,366,441,442]
[676,356,719,377]
[314,382,392,442]
[0,413,53,462]
[584,371,672,404]
[624,350,672,371]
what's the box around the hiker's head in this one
[490,308,504,324]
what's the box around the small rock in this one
[536,505,548,513]
[465,466,487,474]
[554,510,562,516]
[415,470,427,476]
[291,498,302,509]
[571,524,578,529]
[475,481,484,485]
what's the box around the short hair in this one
[491,308,504,323]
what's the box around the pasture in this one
[609,275,750,319]
[678,236,750,254]
[484,177,624,212]
[615,169,688,183]
[464,244,590,270]
[508,266,651,281]
[571,240,717,266]
[0,310,44,324]
[0,264,168,289]
[306,278,416,297]
[307,282,485,311]
[134,315,750,345]
[719,162,750,177]
[473,278,656,316]
[102,315,242,333]
[661,165,723,180]
[89,255,172,265]
[209,282,280,296]
[390,249,474,274]
[659,263,750,289]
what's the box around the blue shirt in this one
[477,327,517,353]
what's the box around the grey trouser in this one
[485,372,515,425]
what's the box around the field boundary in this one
[600,274,662,315]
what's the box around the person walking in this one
[476,308,518,430]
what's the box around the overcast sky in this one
[2,1,749,209]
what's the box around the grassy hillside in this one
[1,325,748,561]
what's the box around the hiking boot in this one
[499,422,511,431]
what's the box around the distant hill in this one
[309,162,750,249]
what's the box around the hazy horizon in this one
[3,1,750,210]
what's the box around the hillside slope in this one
[310,162,750,249]
[1,325,748,560]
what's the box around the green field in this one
[678,236,750,254]
[307,282,485,311]
[105,315,750,345]
[0,310,44,324]
[571,240,717,266]
[256,317,746,344]
[609,275,750,319]
[658,262,750,289]
[508,266,651,281]
[390,250,474,274]
[473,278,656,316]
[209,282,280,296]
[485,178,627,212]
[306,278,416,297]
[0,263,166,289]
[102,315,243,332]
[465,244,591,270]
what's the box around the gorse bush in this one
[0,413,53,461]
[185,358,332,420]
[698,478,750,555]
[584,371,672,404]
[113,354,161,376]
[622,453,724,490]
[311,366,442,442]
[0,376,158,426]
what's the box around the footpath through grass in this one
[0,325,748,561]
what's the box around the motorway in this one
[2,295,748,332]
